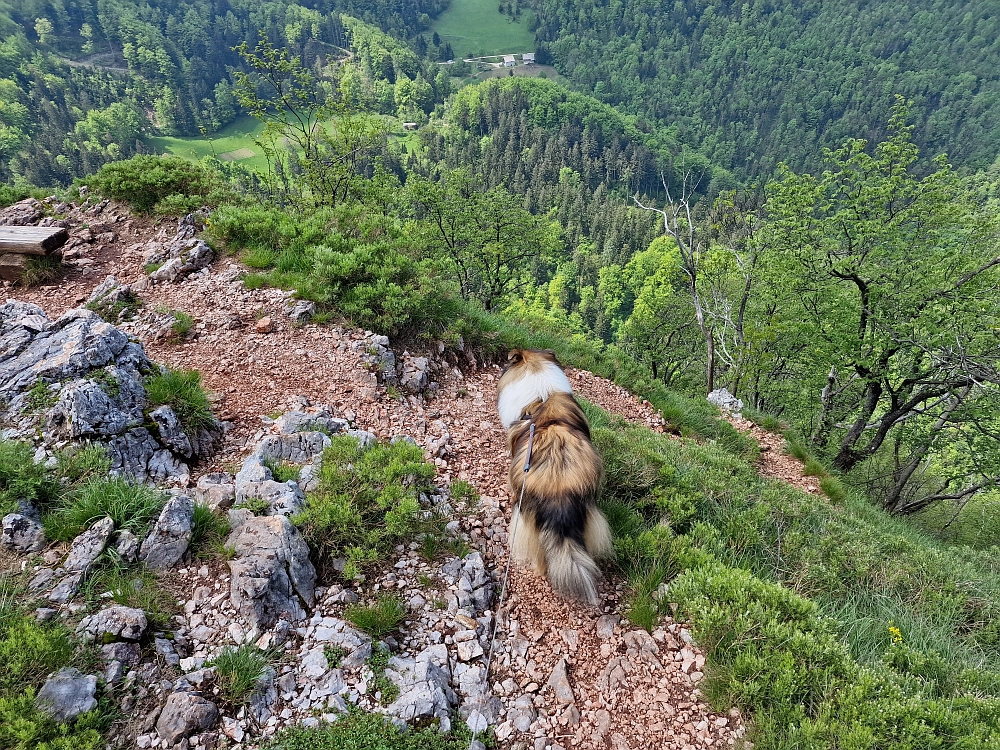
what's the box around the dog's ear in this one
[507,349,524,364]
[542,349,563,367]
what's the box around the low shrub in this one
[20,255,62,287]
[207,203,460,338]
[145,368,215,435]
[0,580,107,749]
[345,595,407,639]
[44,477,165,541]
[262,706,477,750]
[85,155,228,214]
[293,435,434,579]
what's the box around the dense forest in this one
[0,0,448,184]
[527,0,1000,179]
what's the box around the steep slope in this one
[4,197,743,749]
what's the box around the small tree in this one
[409,169,561,310]
[762,99,1000,513]
[232,36,386,206]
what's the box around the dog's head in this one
[503,348,562,376]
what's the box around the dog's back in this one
[502,362,614,604]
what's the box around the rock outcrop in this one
[0,300,222,483]
[35,668,98,722]
[145,213,214,284]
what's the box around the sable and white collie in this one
[497,349,614,604]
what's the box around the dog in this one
[497,349,614,604]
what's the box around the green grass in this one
[344,595,407,639]
[293,435,435,580]
[262,458,300,483]
[431,0,535,57]
[189,503,231,559]
[0,577,108,749]
[208,644,276,708]
[146,116,270,173]
[43,477,165,541]
[144,368,216,435]
[586,396,1000,749]
[81,562,178,628]
[366,644,400,703]
[0,439,58,516]
[262,706,480,750]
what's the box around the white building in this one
[503,55,516,67]
[522,52,535,64]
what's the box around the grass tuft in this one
[209,644,276,708]
[345,595,406,639]
[189,503,231,559]
[145,368,215,435]
[43,477,165,541]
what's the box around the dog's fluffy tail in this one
[544,531,602,605]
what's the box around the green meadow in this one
[431,0,536,58]
[146,115,270,172]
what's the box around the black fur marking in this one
[531,493,589,546]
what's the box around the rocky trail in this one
[0,196,807,750]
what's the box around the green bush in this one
[262,706,478,750]
[145,368,215,435]
[44,477,165,541]
[207,203,459,337]
[345,595,407,639]
[86,155,227,214]
[293,435,435,579]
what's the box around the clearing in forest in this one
[432,0,536,57]
[146,115,269,172]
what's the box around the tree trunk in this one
[832,380,882,470]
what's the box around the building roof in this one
[522,52,536,62]
[503,55,516,64]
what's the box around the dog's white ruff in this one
[497,361,573,429]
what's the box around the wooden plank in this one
[0,253,28,281]
[0,226,69,255]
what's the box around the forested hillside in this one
[0,0,447,184]
[528,0,1000,178]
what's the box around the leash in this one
[467,421,534,750]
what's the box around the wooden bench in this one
[0,226,69,255]
[0,226,69,281]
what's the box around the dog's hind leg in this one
[510,506,547,576]
[584,506,615,560]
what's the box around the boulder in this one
[1,512,45,552]
[285,299,316,324]
[155,692,219,743]
[227,516,316,630]
[114,529,140,562]
[384,644,457,726]
[77,605,148,642]
[145,215,214,283]
[400,354,430,394]
[149,405,193,458]
[707,387,743,416]
[63,516,114,573]
[140,494,193,570]
[0,303,221,484]
[35,668,98,722]
[0,198,43,226]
